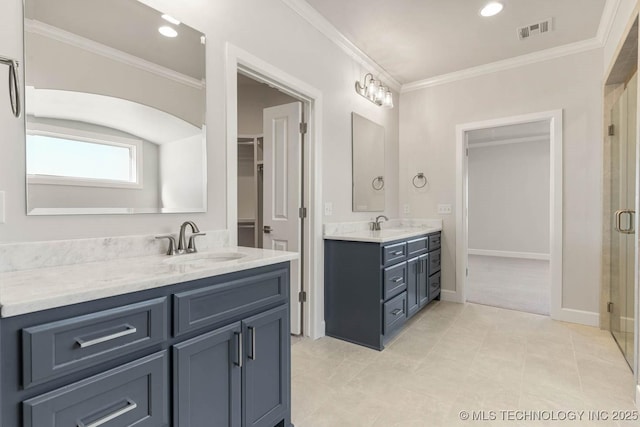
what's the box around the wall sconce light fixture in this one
[355,73,393,108]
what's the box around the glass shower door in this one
[610,72,637,369]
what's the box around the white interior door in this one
[263,102,302,335]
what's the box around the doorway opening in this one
[465,121,551,315]
[455,111,563,320]
[226,44,324,340]
[236,72,306,335]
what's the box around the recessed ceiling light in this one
[480,2,504,17]
[158,26,178,38]
[161,14,181,26]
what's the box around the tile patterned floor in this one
[291,302,638,426]
[467,255,551,315]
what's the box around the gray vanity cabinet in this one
[325,232,441,351]
[173,323,242,427]
[242,305,290,427]
[0,262,292,427]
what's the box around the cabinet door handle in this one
[392,277,403,283]
[75,325,137,348]
[248,326,256,360]
[80,399,137,427]
[392,251,403,256]
[391,308,403,316]
[234,332,243,367]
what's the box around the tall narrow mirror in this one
[352,112,385,212]
[24,0,207,214]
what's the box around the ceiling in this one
[304,0,607,84]
[25,0,205,80]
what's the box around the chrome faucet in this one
[178,221,206,254]
[372,215,389,231]
[156,221,207,255]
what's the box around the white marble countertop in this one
[0,246,297,318]
[323,226,442,243]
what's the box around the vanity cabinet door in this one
[406,257,420,318]
[242,305,290,427]
[418,254,429,307]
[173,323,242,427]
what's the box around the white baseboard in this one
[310,320,325,340]
[621,316,634,332]
[468,249,550,261]
[440,289,464,303]
[553,308,600,327]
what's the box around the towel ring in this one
[412,173,427,188]
[0,56,20,118]
[371,176,385,191]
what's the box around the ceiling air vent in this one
[518,18,553,40]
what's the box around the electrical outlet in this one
[324,202,333,216]
[437,204,452,215]
[0,191,5,224]
[403,204,411,214]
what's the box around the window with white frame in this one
[26,128,143,189]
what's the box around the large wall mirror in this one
[24,0,207,215]
[352,112,385,212]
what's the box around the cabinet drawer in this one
[429,272,441,300]
[428,233,441,251]
[174,267,288,336]
[23,297,168,388]
[382,242,407,266]
[23,351,168,427]
[383,292,407,335]
[383,262,407,300]
[407,237,428,256]
[429,249,441,275]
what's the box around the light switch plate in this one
[0,191,5,224]
[437,204,452,215]
[403,204,411,214]
[324,202,333,216]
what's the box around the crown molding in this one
[401,37,603,93]
[280,0,401,92]
[597,0,621,45]
[25,19,205,90]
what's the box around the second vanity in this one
[324,225,442,350]
[0,246,297,427]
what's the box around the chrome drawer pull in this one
[75,326,137,348]
[391,251,403,256]
[248,326,256,360]
[392,277,403,283]
[79,399,137,427]
[391,309,403,316]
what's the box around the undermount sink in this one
[163,252,247,266]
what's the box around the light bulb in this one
[366,78,378,99]
[375,85,386,104]
[383,90,393,108]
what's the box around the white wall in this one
[160,134,206,210]
[0,0,399,243]
[468,140,550,255]
[399,49,603,315]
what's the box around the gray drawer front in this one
[383,292,407,334]
[429,272,441,300]
[23,297,168,388]
[407,237,428,257]
[23,351,168,427]
[174,268,288,336]
[382,242,407,266]
[383,262,407,300]
[428,233,441,251]
[429,249,441,275]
